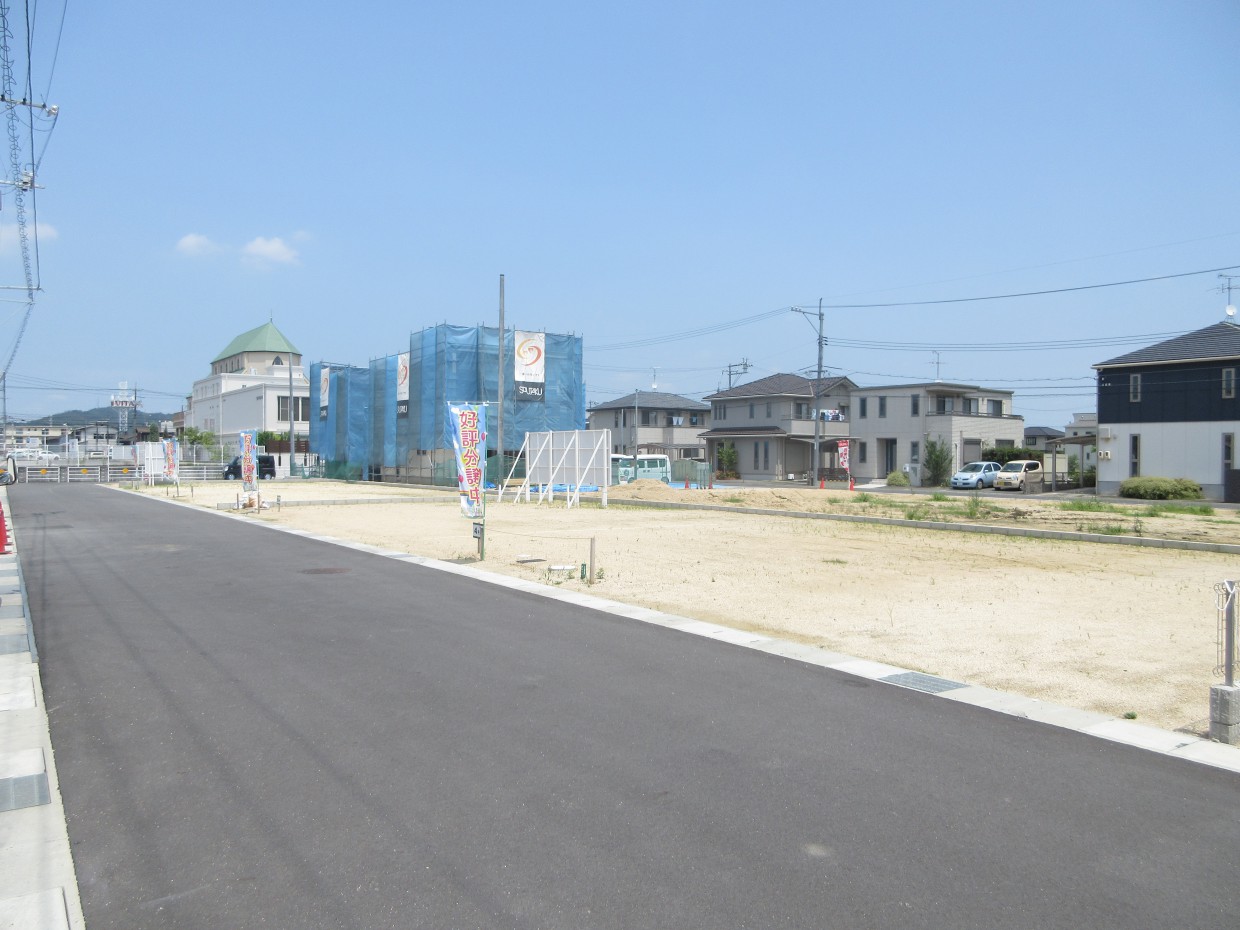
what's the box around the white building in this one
[185,322,310,454]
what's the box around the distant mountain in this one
[16,406,180,428]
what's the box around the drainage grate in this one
[0,773,50,812]
[881,671,968,694]
[300,568,351,575]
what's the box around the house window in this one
[1224,433,1234,477]
[878,396,887,418]
[714,403,727,421]
[1129,433,1141,477]
[753,442,760,469]
[910,395,919,416]
[936,397,955,414]
[910,441,920,464]
[277,396,310,422]
[749,403,755,419]
[763,441,769,470]
[859,398,868,418]
[1129,373,1142,403]
[766,402,772,417]
[689,412,701,426]
[858,441,868,463]
[988,399,1003,416]
[641,410,653,426]
[963,398,979,414]
[1224,368,1236,400]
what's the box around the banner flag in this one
[448,403,487,518]
[161,438,180,480]
[396,352,410,418]
[239,429,259,491]
[838,439,850,472]
[319,366,330,420]
[514,331,545,402]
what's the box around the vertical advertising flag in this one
[514,331,546,402]
[319,366,331,420]
[448,403,486,518]
[161,438,180,480]
[396,352,410,418]
[838,439,850,473]
[239,429,258,491]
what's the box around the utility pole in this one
[724,359,751,389]
[810,299,824,488]
[497,273,505,494]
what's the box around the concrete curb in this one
[0,486,86,930]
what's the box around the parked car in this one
[950,461,1001,489]
[223,454,276,480]
[993,459,1042,491]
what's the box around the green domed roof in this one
[212,322,299,363]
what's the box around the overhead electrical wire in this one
[591,262,1237,353]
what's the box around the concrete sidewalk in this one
[0,486,85,930]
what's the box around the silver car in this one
[950,461,1001,489]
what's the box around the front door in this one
[883,439,897,476]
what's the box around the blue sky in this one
[2,1,1238,429]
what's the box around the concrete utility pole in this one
[724,359,751,389]
[497,274,505,491]
[809,299,824,488]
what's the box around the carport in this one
[1043,433,1097,493]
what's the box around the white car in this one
[993,459,1043,491]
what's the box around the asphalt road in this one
[11,483,1240,929]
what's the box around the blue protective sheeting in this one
[311,323,585,473]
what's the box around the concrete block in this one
[1209,684,1240,725]
[1209,719,1240,745]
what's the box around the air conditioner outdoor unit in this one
[1099,450,1112,460]
[1098,426,1113,441]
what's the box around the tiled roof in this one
[213,322,299,363]
[705,373,854,400]
[1094,321,1240,368]
[1024,426,1065,439]
[590,390,708,411]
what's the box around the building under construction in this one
[309,323,585,482]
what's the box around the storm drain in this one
[0,773,49,812]
[881,671,968,694]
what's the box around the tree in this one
[923,438,954,486]
[716,441,738,478]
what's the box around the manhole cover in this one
[300,568,351,575]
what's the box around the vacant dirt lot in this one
[136,479,1240,734]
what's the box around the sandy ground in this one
[136,478,1240,735]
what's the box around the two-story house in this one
[847,382,1023,483]
[701,374,856,479]
[587,391,710,459]
[1093,318,1240,500]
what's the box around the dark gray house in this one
[1093,318,1240,499]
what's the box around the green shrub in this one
[1118,477,1204,500]
[886,469,910,487]
[1143,502,1213,517]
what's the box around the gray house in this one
[587,391,710,459]
[701,374,856,479]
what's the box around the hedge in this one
[1117,477,1203,500]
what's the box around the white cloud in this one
[0,221,58,253]
[176,232,221,256]
[243,236,299,266]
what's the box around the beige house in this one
[847,382,1024,483]
[587,391,710,458]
